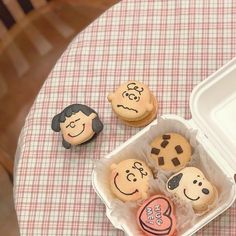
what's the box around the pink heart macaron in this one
[137,195,176,236]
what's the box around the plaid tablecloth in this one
[14,0,236,235]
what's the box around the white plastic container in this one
[92,57,236,235]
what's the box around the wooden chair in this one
[0,1,118,235]
[0,1,119,179]
[0,149,13,180]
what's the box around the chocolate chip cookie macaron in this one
[150,133,192,172]
[107,81,158,127]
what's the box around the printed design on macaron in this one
[166,167,217,213]
[117,82,144,113]
[150,133,192,171]
[107,81,158,127]
[110,159,153,202]
[137,195,176,236]
[51,104,103,149]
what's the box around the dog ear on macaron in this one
[167,173,183,191]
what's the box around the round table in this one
[14,0,236,235]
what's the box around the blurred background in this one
[0,0,118,235]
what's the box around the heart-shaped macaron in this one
[137,195,176,236]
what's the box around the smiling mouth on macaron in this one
[68,123,85,137]
[183,189,200,201]
[114,173,139,195]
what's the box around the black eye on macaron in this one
[193,180,203,187]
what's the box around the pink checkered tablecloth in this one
[14,0,236,235]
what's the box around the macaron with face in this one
[108,81,156,122]
[110,159,153,202]
[166,167,217,213]
[51,104,103,149]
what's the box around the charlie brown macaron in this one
[110,159,153,202]
[51,104,103,149]
[107,81,158,127]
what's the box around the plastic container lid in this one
[190,57,236,172]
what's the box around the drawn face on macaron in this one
[110,159,153,202]
[107,81,153,120]
[150,133,192,171]
[166,167,217,212]
[60,111,97,146]
[51,104,103,149]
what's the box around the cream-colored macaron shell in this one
[120,93,158,127]
[110,159,153,202]
[107,81,155,121]
[150,133,191,171]
[166,167,217,213]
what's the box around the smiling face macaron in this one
[51,104,103,149]
[110,159,153,202]
[166,167,217,213]
[108,81,158,127]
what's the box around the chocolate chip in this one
[171,157,180,166]
[158,156,164,166]
[202,188,209,195]
[161,140,169,148]
[175,145,183,154]
[162,134,171,140]
[151,148,160,155]
[234,174,236,183]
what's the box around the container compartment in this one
[92,115,235,236]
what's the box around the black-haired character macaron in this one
[51,104,103,149]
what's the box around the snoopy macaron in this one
[166,167,217,213]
